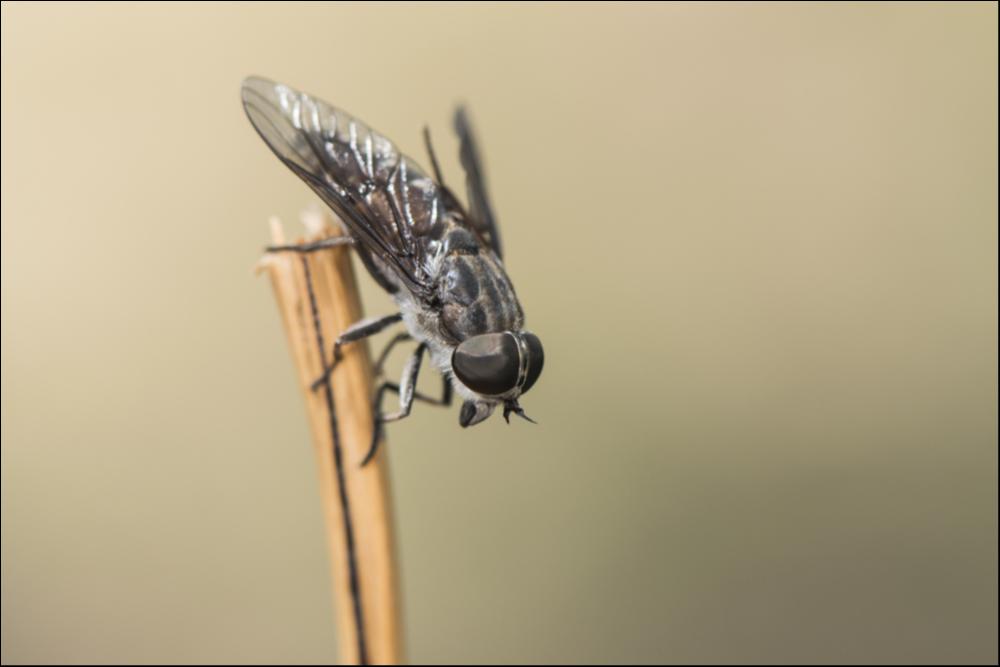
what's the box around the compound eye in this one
[451,333,519,396]
[520,332,544,394]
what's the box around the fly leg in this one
[310,313,404,390]
[382,374,453,411]
[422,126,446,186]
[266,236,355,254]
[361,342,453,467]
[373,332,412,378]
[362,342,426,466]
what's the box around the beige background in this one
[2,2,997,664]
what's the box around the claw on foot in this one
[359,421,382,467]
[310,347,344,392]
[503,400,537,424]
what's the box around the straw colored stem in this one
[258,213,403,665]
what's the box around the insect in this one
[242,77,544,465]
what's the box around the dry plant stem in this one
[259,217,403,665]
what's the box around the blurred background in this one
[2,2,997,664]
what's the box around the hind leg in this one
[266,236,355,254]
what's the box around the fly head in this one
[451,331,544,426]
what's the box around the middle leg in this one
[373,332,413,378]
[361,343,453,466]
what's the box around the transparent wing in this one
[241,76,445,299]
[454,106,502,259]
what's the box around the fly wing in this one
[454,106,502,260]
[241,76,444,299]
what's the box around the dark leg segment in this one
[266,236,354,254]
[380,374,453,409]
[423,126,446,186]
[311,313,403,391]
[361,344,453,467]
[373,332,412,377]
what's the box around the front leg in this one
[311,313,404,390]
[362,343,451,466]
[378,375,453,409]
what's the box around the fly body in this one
[242,77,544,462]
